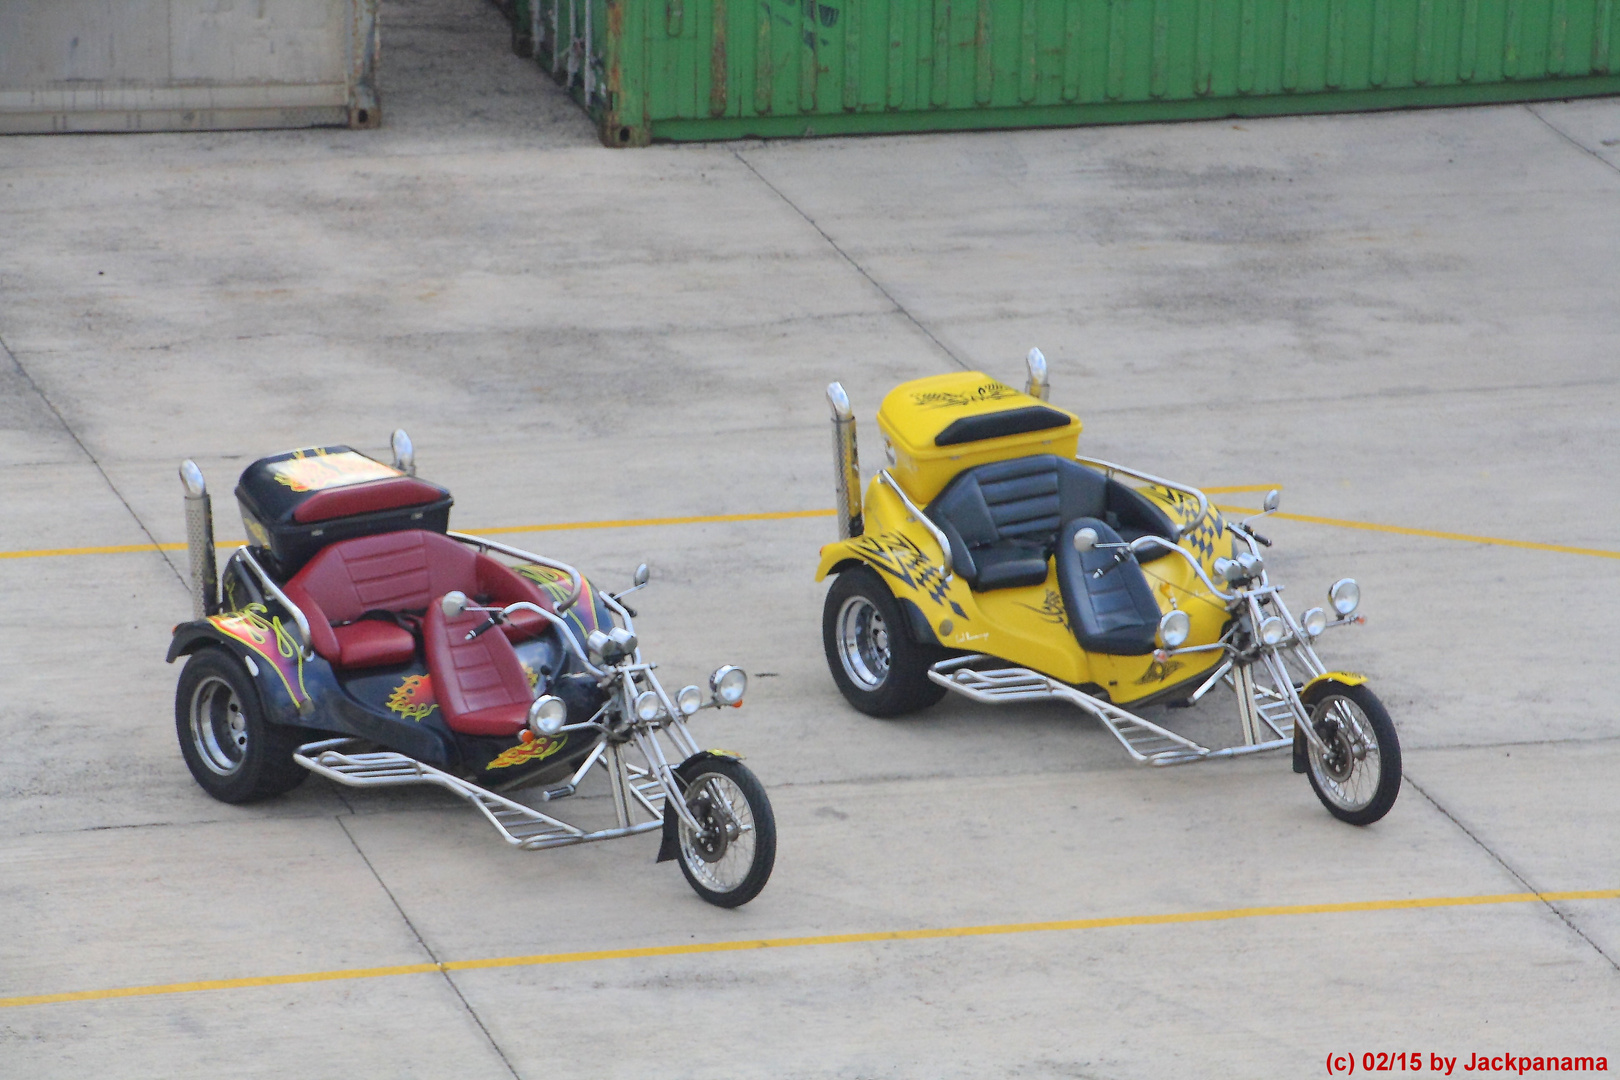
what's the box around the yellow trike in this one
[815,353,1400,825]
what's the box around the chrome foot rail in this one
[929,657,1292,767]
[293,738,664,850]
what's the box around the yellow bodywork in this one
[817,372,1237,706]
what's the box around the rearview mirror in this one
[440,591,469,618]
[1263,489,1280,513]
[1072,527,1099,553]
[633,563,649,588]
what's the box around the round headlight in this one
[1301,607,1328,637]
[677,684,704,716]
[1330,578,1361,617]
[1259,616,1287,646]
[710,665,747,706]
[634,690,663,722]
[1157,609,1191,649]
[527,695,568,737]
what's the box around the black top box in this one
[235,446,453,579]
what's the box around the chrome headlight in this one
[1157,610,1191,649]
[710,665,747,706]
[527,695,568,737]
[586,629,611,658]
[1330,578,1361,617]
[634,690,663,722]
[1259,616,1287,646]
[676,684,704,716]
[1301,607,1328,637]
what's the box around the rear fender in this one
[655,750,744,863]
[1293,672,1368,772]
[167,620,309,728]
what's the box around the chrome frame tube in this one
[1079,457,1211,538]
[497,601,606,676]
[235,546,314,658]
[1127,535,1235,601]
[448,531,584,614]
[876,470,953,580]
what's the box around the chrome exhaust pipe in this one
[826,383,863,540]
[390,428,415,475]
[1024,348,1049,401]
[179,461,219,620]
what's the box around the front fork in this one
[1234,590,1333,757]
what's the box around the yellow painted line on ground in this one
[0,510,837,561]
[1211,505,1620,561]
[3,888,1614,1011]
[6,498,1620,563]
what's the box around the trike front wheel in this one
[1301,682,1401,825]
[675,757,776,908]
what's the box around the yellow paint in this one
[1302,671,1368,695]
[877,372,1080,503]
[3,888,1614,1011]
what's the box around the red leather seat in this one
[423,599,532,737]
[284,530,552,671]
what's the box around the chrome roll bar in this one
[235,546,315,658]
[449,531,584,614]
[1078,456,1211,539]
[876,470,953,581]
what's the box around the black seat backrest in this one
[925,456,1178,589]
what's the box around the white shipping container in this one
[0,0,379,133]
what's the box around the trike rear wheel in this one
[675,757,776,908]
[175,648,308,804]
[1302,682,1401,826]
[823,566,946,717]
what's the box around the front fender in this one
[1293,672,1369,772]
[655,750,743,863]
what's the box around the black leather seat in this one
[1055,518,1163,655]
[924,455,1179,594]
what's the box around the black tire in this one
[675,757,776,908]
[1301,682,1401,826]
[175,648,308,804]
[822,565,947,718]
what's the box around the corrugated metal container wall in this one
[0,0,379,134]
[512,0,1620,145]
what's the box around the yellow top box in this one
[876,372,1082,504]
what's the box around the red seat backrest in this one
[423,600,533,736]
[288,530,478,625]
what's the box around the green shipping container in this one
[506,0,1620,144]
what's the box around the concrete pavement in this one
[1,0,1616,1075]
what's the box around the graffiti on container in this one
[763,0,840,49]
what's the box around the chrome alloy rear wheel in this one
[835,594,890,691]
[821,566,948,717]
[189,674,249,776]
[174,648,308,804]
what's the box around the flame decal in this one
[386,674,438,721]
[269,449,400,493]
[486,735,567,770]
[209,603,309,706]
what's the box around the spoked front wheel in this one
[1300,682,1401,826]
[674,757,776,908]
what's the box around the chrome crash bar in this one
[876,470,953,581]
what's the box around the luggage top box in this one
[235,446,453,578]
